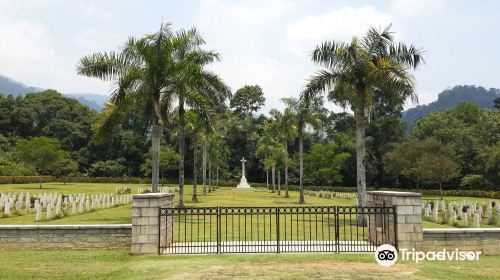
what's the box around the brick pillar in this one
[131,193,174,255]
[367,191,423,250]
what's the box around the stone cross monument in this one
[236,157,251,188]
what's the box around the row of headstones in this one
[304,190,357,199]
[423,200,500,227]
[0,192,133,221]
[137,187,179,194]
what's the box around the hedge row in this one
[0,176,53,184]
[2,176,498,199]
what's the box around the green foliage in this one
[0,176,53,184]
[411,103,499,175]
[116,187,132,194]
[304,143,350,185]
[0,153,37,176]
[89,159,127,177]
[460,174,489,189]
[13,137,78,176]
[140,146,180,177]
[385,138,459,191]
[230,85,265,115]
[475,142,500,186]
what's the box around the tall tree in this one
[416,138,459,198]
[78,24,229,207]
[169,28,230,206]
[185,110,206,202]
[230,85,265,115]
[269,108,297,198]
[303,25,424,210]
[282,96,325,204]
[77,24,176,193]
[256,128,283,193]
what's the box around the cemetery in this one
[0,1,500,279]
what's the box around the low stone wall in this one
[423,228,500,255]
[0,224,131,250]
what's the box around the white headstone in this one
[35,205,42,222]
[47,203,52,219]
[4,201,11,216]
[473,213,480,228]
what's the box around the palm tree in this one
[282,96,324,204]
[185,110,207,202]
[168,28,230,207]
[303,25,424,210]
[77,24,176,193]
[269,108,297,198]
[257,125,284,193]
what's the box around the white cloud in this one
[195,0,300,112]
[79,3,113,23]
[284,6,393,56]
[0,9,109,94]
[390,0,446,16]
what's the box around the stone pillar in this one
[131,193,174,255]
[367,191,423,250]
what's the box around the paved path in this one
[161,240,377,254]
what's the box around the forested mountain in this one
[0,74,106,111]
[402,85,500,130]
[0,75,42,96]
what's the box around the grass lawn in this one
[0,183,496,230]
[0,250,498,280]
[0,183,356,225]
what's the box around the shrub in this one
[460,174,489,189]
[116,187,132,194]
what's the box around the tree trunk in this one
[177,96,185,208]
[202,140,207,196]
[208,160,212,193]
[216,166,219,188]
[271,165,276,193]
[278,169,281,195]
[439,182,443,200]
[284,139,289,198]
[298,120,305,204]
[192,140,199,202]
[151,124,161,193]
[266,169,269,190]
[355,106,366,225]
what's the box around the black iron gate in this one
[159,206,396,254]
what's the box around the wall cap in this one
[0,224,132,230]
[367,191,421,197]
[424,228,500,234]
[132,193,175,199]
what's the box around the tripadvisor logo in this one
[375,244,482,266]
[375,244,398,267]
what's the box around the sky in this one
[0,0,499,113]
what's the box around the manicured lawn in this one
[0,183,496,229]
[0,182,149,195]
[0,183,356,225]
[0,250,498,280]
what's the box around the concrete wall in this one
[423,228,500,256]
[367,191,423,250]
[0,224,131,250]
[131,193,174,255]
